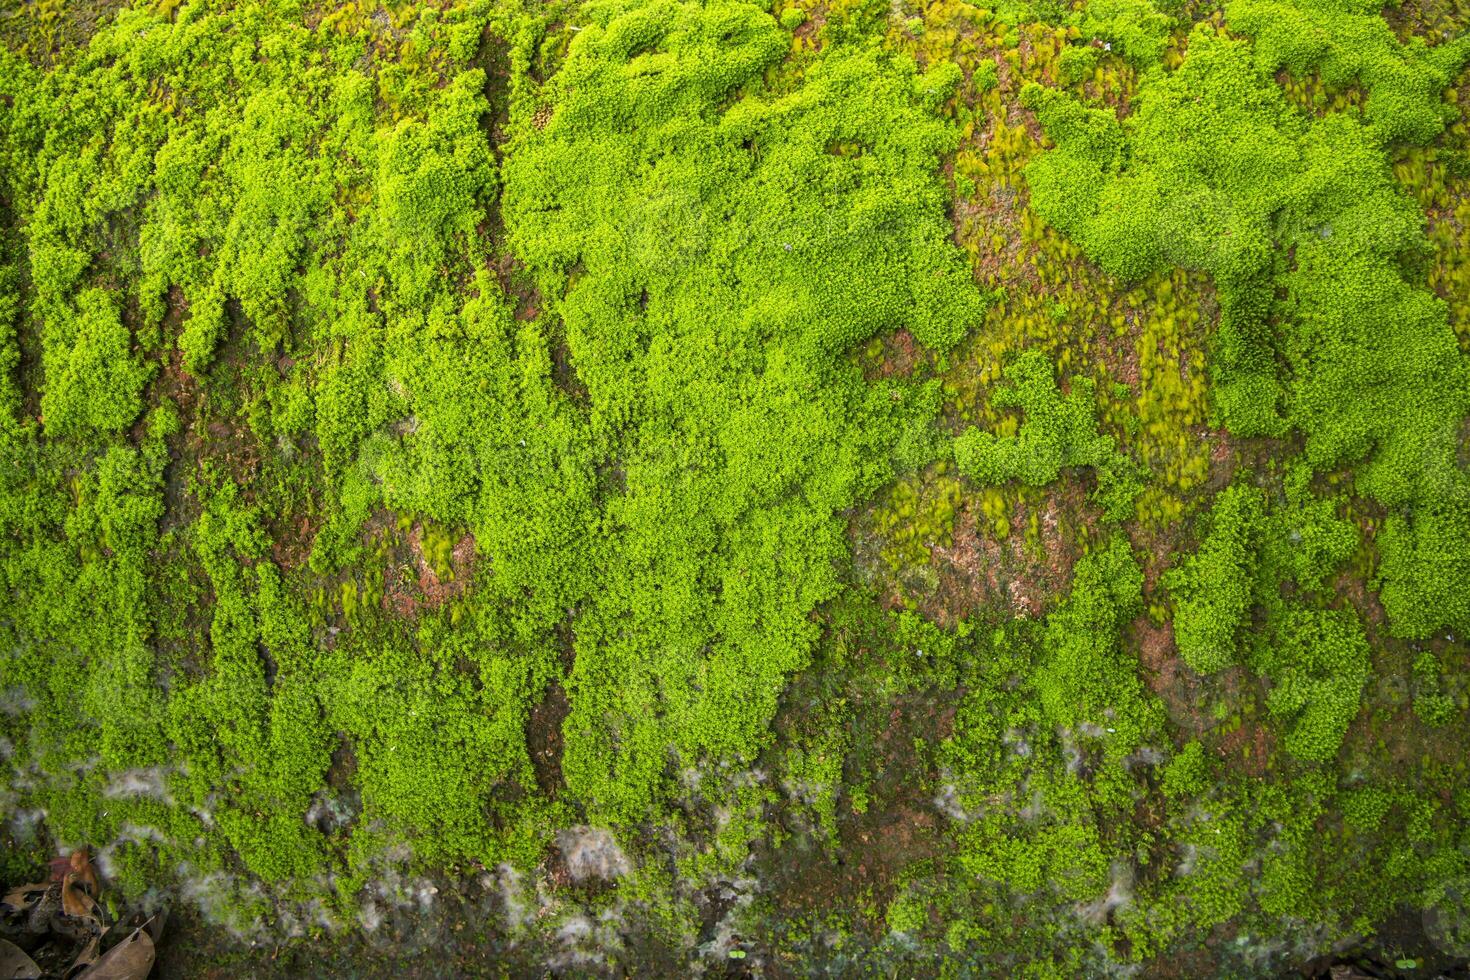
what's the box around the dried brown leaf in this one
[0,882,48,914]
[0,938,41,980]
[61,873,99,922]
[74,922,156,980]
[68,851,99,900]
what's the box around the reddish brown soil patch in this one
[791,4,829,47]
[381,523,477,617]
[917,489,1084,626]
[958,181,1037,290]
[269,514,318,572]
[489,251,542,322]
[1216,718,1274,778]
[1095,311,1144,389]
[1336,568,1387,630]
[1131,615,1254,743]
[869,328,921,380]
[1134,616,1179,680]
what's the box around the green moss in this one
[1027,26,1470,638]
[40,288,150,440]
[1160,740,1208,799]
[502,0,983,820]
[1057,44,1100,85]
[953,349,1143,519]
[1166,483,1265,674]
[1412,651,1457,727]
[1034,535,1160,747]
[1080,0,1174,69]
[1,0,1469,969]
[1227,0,1470,144]
[1255,608,1370,762]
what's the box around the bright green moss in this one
[1377,488,1470,639]
[1255,608,1370,762]
[1057,44,1100,85]
[1080,0,1174,68]
[953,349,1143,519]
[973,59,999,92]
[1035,535,1159,746]
[40,288,150,440]
[1227,0,1470,144]
[885,890,928,934]
[941,538,1165,922]
[1412,651,1457,727]
[1160,740,1208,799]
[1167,475,1366,749]
[502,0,984,820]
[1,0,1469,969]
[1341,785,1392,831]
[1027,26,1470,638]
[1273,467,1358,592]
[1165,483,1264,674]
[377,71,498,257]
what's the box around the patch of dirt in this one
[200,416,263,487]
[268,513,318,572]
[0,0,129,66]
[152,875,535,980]
[156,309,205,537]
[380,522,476,617]
[761,788,944,935]
[914,488,1083,626]
[1095,311,1144,389]
[525,680,569,798]
[1203,425,1236,490]
[958,179,1037,291]
[837,803,939,900]
[1336,567,1388,630]
[476,26,513,148]
[325,736,358,793]
[160,300,275,498]
[1215,717,1273,778]
[1132,616,1273,749]
[1133,616,1187,705]
[488,252,542,322]
[791,5,829,48]
[759,642,960,935]
[866,328,921,381]
[1142,947,1219,979]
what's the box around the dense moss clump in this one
[501,0,983,820]
[1025,26,1470,638]
[1228,0,1470,143]
[1257,607,1370,762]
[1166,470,1367,760]
[953,348,1142,518]
[0,0,984,917]
[943,538,1164,911]
[39,288,150,439]
[1166,483,1265,674]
